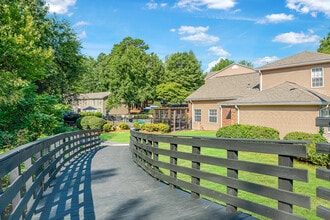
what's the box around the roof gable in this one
[205,63,256,80]
[219,81,330,106]
[258,51,330,71]
[186,72,260,101]
[78,92,110,100]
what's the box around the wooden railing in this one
[130,129,311,220]
[0,130,100,220]
[315,117,330,219]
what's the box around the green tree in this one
[238,60,254,68]
[318,32,330,54]
[163,51,204,93]
[105,37,163,113]
[36,18,84,96]
[156,82,190,105]
[210,58,234,72]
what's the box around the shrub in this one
[79,111,102,117]
[216,124,280,140]
[140,123,170,133]
[284,132,330,166]
[117,122,129,130]
[133,122,140,129]
[134,114,149,119]
[103,123,112,132]
[80,116,106,130]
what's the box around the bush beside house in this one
[283,132,330,166]
[216,124,280,140]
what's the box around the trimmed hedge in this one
[80,116,106,130]
[216,124,280,140]
[117,122,129,130]
[283,132,330,166]
[140,123,170,133]
[79,112,102,117]
[102,123,112,132]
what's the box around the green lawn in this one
[101,130,329,219]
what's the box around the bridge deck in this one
[32,142,256,220]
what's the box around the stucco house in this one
[187,51,330,138]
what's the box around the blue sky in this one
[45,0,330,72]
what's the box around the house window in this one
[97,100,102,105]
[311,67,324,88]
[209,109,217,123]
[194,109,201,122]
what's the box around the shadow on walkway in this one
[33,145,116,220]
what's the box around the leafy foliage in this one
[283,132,330,166]
[117,122,130,130]
[80,116,106,130]
[318,32,330,54]
[102,123,113,132]
[210,58,234,72]
[216,124,280,140]
[156,82,191,104]
[140,123,170,133]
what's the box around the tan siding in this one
[239,106,320,138]
[207,65,256,81]
[191,101,221,130]
[262,63,330,96]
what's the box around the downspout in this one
[259,70,263,91]
[219,105,223,128]
[235,105,240,124]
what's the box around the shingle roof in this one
[77,92,110,99]
[186,72,260,101]
[258,51,330,70]
[205,63,256,80]
[218,82,330,106]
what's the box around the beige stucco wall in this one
[239,105,320,138]
[191,101,221,130]
[261,63,330,96]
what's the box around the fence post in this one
[278,155,293,213]
[227,149,238,213]
[191,145,200,198]
[170,143,177,189]
[153,141,159,180]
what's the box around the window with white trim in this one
[194,109,201,122]
[209,109,217,123]
[311,67,324,88]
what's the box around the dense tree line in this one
[0,0,84,148]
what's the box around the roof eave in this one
[258,60,330,71]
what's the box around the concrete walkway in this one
[32,142,256,220]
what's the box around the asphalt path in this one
[32,142,256,220]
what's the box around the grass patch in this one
[100,131,131,143]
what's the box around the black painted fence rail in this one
[315,117,330,220]
[130,129,311,220]
[0,129,100,220]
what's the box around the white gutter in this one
[235,105,240,124]
[259,70,262,91]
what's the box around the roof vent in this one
[232,65,238,69]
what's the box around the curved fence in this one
[130,129,311,220]
[0,130,100,220]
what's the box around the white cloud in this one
[73,21,89,27]
[45,0,76,14]
[78,31,87,39]
[272,31,319,44]
[286,0,330,17]
[257,13,294,24]
[176,25,219,44]
[176,0,236,11]
[146,1,168,9]
[178,26,209,34]
[254,56,279,67]
[208,46,230,57]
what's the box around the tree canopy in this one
[318,32,330,54]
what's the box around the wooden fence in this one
[0,130,100,220]
[130,129,311,220]
[315,117,330,219]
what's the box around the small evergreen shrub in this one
[103,123,112,132]
[79,112,102,117]
[284,132,330,166]
[140,123,170,133]
[216,124,280,140]
[133,122,140,129]
[134,114,149,119]
[80,116,106,130]
[117,122,129,130]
